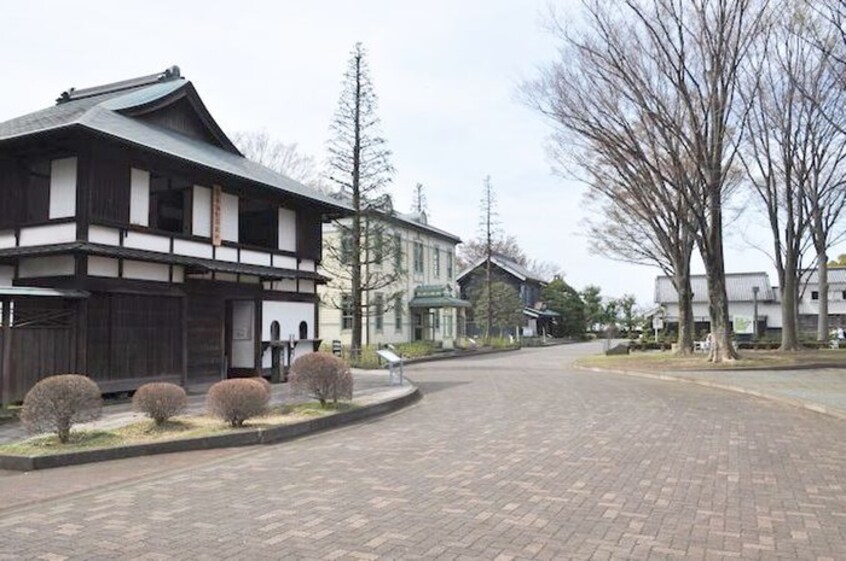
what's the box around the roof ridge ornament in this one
[56,65,183,104]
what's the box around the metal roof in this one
[408,296,471,309]
[654,272,777,304]
[0,72,351,216]
[456,254,546,284]
[801,268,846,286]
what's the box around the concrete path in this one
[0,370,397,445]
[2,343,846,560]
[661,367,846,418]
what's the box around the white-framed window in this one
[395,295,403,331]
[433,248,441,277]
[413,242,424,274]
[374,293,384,332]
[341,294,354,330]
[446,252,454,280]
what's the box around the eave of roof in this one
[0,242,328,283]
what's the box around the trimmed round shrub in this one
[248,377,272,399]
[20,374,103,443]
[132,382,188,425]
[290,352,353,408]
[206,378,270,427]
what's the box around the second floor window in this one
[340,228,353,265]
[812,291,820,301]
[413,242,424,274]
[149,174,190,234]
[395,295,403,331]
[239,198,277,249]
[433,248,441,277]
[374,293,384,332]
[447,252,454,280]
[372,229,384,265]
[394,234,403,270]
[341,293,354,330]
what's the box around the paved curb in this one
[575,364,846,422]
[0,385,421,472]
[401,345,522,366]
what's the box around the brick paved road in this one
[2,342,846,560]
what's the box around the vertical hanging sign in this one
[212,185,222,246]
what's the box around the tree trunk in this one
[817,250,829,342]
[674,267,694,355]
[780,264,801,351]
[702,247,738,362]
[350,50,363,357]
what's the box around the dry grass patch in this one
[0,401,357,457]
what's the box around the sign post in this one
[376,349,404,386]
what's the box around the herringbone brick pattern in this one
[1,343,845,560]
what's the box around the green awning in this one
[408,296,471,309]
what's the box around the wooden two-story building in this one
[0,67,350,404]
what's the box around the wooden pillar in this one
[181,295,189,388]
[75,298,88,374]
[253,297,262,377]
[1,298,12,408]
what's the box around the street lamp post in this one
[752,286,759,341]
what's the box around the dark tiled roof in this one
[0,70,351,215]
[456,254,545,283]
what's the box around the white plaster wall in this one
[18,256,75,278]
[299,259,315,272]
[19,223,76,246]
[88,225,121,245]
[231,300,255,368]
[273,255,297,269]
[123,260,169,282]
[221,192,239,242]
[662,301,783,329]
[0,266,13,286]
[130,168,150,226]
[0,231,14,249]
[173,239,213,259]
[278,207,297,252]
[215,246,239,262]
[240,249,271,266]
[124,231,170,253]
[261,301,315,368]
[88,256,119,277]
[299,280,315,294]
[192,185,212,237]
[172,265,185,283]
[48,157,77,219]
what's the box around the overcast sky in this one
[2,1,843,306]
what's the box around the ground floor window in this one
[432,310,440,331]
[374,293,384,332]
[341,294,353,330]
[395,296,403,331]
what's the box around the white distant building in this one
[318,204,469,349]
[653,269,846,336]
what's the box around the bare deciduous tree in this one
[231,130,324,189]
[738,5,816,350]
[524,1,700,353]
[324,42,395,354]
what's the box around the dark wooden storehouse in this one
[0,66,350,404]
[456,253,560,337]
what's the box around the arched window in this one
[299,321,308,339]
[270,320,281,342]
